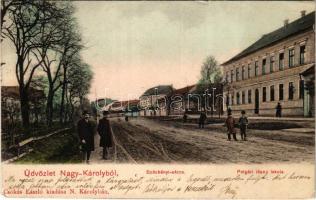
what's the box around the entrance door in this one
[255,89,259,114]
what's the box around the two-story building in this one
[221,11,315,117]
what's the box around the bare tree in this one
[58,28,82,124]
[32,2,77,126]
[1,0,19,33]
[2,1,58,130]
[67,61,93,122]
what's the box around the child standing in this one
[238,110,248,141]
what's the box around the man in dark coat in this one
[198,111,207,128]
[97,111,113,159]
[276,102,282,117]
[238,110,248,141]
[77,111,95,164]
[225,110,237,141]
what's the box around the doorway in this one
[255,89,259,114]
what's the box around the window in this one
[242,91,245,104]
[226,72,229,83]
[300,45,306,65]
[299,80,304,99]
[231,94,234,105]
[242,66,245,80]
[255,61,259,76]
[279,53,284,70]
[236,68,239,81]
[279,84,284,101]
[247,64,251,78]
[262,87,266,102]
[270,85,275,101]
[231,70,234,82]
[289,82,294,100]
[289,49,295,67]
[248,90,252,103]
[262,59,266,75]
[237,92,240,105]
[270,56,274,73]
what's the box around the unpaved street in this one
[90,117,314,164]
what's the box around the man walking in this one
[97,111,113,159]
[77,111,95,164]
[276,102,282,117]
[198,111,207,128]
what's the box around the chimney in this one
[284,19,289,27]
[301,10,306,17]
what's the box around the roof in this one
[1,86,45,100]
[141,85,174,96]
[169,85,196,97]
[222,11,315,66]
[189,83,223,94]
[172,85,196,95]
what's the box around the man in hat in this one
[77,110,95,164]
[225,109,237,141]
[97,110,113,159]
[238,110,249,141]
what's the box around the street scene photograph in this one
[1,1,315,165]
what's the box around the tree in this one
[199,56,222,85]
[67,61,93,122]
[1,0,20,35]
[29,75,47,125]
[2,1,59,130]
[197,56,223,113]
[59,33,83,124]
[33,2,79,126]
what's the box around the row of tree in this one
[1,1,93,131]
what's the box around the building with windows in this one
[222,11,315,117]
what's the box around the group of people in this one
[191,109,249,141]
[77,111,113,164]
[225,110,248,141]
[78,102,282,163]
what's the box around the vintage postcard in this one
[0,0,315,199]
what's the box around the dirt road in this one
[89,117,314,164]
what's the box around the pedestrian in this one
[183,109,188,123]
[238,110,248,141]
[77,110,95,164]
[225,110,237,141]
[97,111,113,159]
[198,111,207,128]
[276,102,282,117]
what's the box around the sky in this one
[1,1,315,101]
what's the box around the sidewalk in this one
[168,114,314,121]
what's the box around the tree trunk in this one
[19,86,30,131]
[59,68,67,124]
[46,88,54,127]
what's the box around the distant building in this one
[168,85,195,115]
[139,85,174,116]
[221,11,315,117]
[1,86,46,122]
[109,100,140,113]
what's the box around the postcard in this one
[1,1,315,199]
